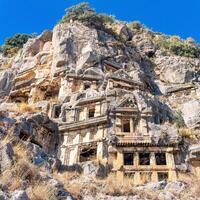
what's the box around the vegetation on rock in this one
[0,34,33,56]
[60,2,116,27]
[158,37,200,58]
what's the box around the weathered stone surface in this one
[0,142,14,172]
[154,55,200,84]
[150,124,179,144]
[181,100,200,129]
[158,191,177,200]
[164,181,186,192]
[81,161,108,178]
[12,113,59,154]
[0,190,8,200]
[10,190,29,200]
[0,69,14,97]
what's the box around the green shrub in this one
[127,21,143,30]
[60,2,115,27]
[0,34,32,55]
[97,14,116,24]
[158,39,200,58]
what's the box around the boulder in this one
[150,124,179,145]
[13,113,59,154]
[181,100,200,129]
[154,55,200,84]
[0,69,14,97]
[10,190,29,200]
[81,161,108,178]
[132,33,156,57]
[0,142,14,172]
[165,181,186,192]
[0,190,8,200]
[114,24,133,41]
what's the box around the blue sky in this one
[0,0,200,44]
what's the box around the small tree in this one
[0,34,32,56]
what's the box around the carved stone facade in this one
[52,65,180,184]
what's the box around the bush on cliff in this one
[158,39,200,58]
[0,34,32,56]
[60,2,115,27]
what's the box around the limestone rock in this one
[0,142,14,172]
[81,161,108,178]
[0,191,8,200]
[10,190,29,200]
[13,113,59,154]
[0,69,15,98]
[154,55,200,84]
[181,100,200,129]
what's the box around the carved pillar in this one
[97,141,108,163]
[69,146,79,165]
[95,103,101,117]
[116,150,123,168]
[130,117,134,133]
[150,152,158,182]
[150,152,156,167]
[134,152,139,167]
[166,152,177,181]
[134,172,141,185]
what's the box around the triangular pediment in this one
[117,96,138,109]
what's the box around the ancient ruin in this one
[0,3,200,199]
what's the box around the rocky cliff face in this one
[0,4,200,200]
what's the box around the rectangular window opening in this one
[124,153,134,165]
[54,105,61,118]
[88,108,95,118]
[155,153,167,165]
[139,152,150,165]
[122,120,130,132]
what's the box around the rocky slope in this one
[0,3,200,200]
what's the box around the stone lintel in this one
[59,115,107,131]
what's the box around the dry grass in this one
[102,174,138,196]
[178,128,195,138]
[18,102,35,114]
[53,171,82,199]
[29,183,57,200]
[0,141,41,192]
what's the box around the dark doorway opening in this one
[79,148,97,162]
[158,172,168,181]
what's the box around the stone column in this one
[95,103,101,117]
[69,146,79,165]
[130,117,134,133]
[134,152,139,167]
[134,172,141,185]
[97,141,108,163]
[116,151,123,168]
[150,152,156,167]
[150,153,158,182]
[166,152,177,181]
